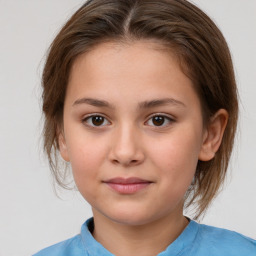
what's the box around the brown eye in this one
[83,115,110,127]
[146,115,174,127]
[92,116,104,126]
[152,116,165,126]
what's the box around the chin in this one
[102,207,165,227]
[110,216,153,226]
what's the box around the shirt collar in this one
[81,218,114,255]
[158,219,199,255]
[81,217,199,256]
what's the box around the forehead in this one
[66,40,200,110]
[69,40,188,87]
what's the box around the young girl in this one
[34,0,256,255]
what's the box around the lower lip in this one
[105,183,152,194]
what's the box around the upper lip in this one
[103,177,153,184]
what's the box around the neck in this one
[91,208,189,256]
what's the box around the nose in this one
[108,124,145,167]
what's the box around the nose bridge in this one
[110,121,144,166]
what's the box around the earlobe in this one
[199,109,228,161]
[58,132,70,162]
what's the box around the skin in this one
[59,40,228,256]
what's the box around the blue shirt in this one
[33,218,256,256]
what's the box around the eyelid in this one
[145,113,176,127]
[82,113,111,128]
[148,113,175,119]
[81,112,175,128]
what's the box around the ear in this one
[58,131,70,162]
[199,109,228,161]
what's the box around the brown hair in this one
[42,0,238,219]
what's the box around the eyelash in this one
[82,114,111,128]
[82,113,175,129]
[146,114,175,127]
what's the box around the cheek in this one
[66,135,108,191]
[149,130,201,190]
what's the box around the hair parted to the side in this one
[42,0,238,219]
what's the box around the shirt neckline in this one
[81,217,199,256]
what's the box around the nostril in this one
[112,159,119,164]
[111,158,140,166]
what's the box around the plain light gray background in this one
[0,1,255,255]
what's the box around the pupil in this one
[92,116,104,126]
[153,116,164,126]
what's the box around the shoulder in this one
[32,234,87,256]
[192,222,256,256]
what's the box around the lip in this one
[103,177,153,194]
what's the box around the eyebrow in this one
[72,97,186,109]
[73,98,114,108]
[138,98,186,109]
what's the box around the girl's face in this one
[60,41,208,226]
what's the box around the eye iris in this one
[92,116,104,126]
[153,116,164,126]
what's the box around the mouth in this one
[103,177,153,194]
